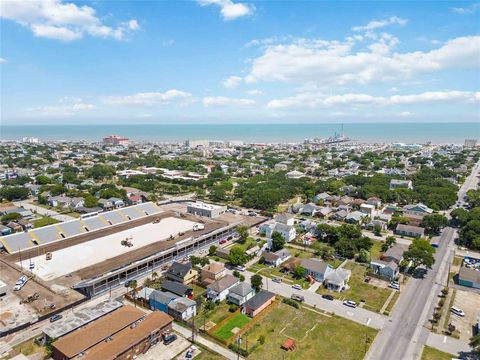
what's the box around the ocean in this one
[1,123,479,144]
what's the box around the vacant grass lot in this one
[420,346,452,360]
[317,262,394,313]
[242,302,377,360]
[213,313,252,340]
[195,302,232,330]
[369,240,384,260]
[247,262,310,289]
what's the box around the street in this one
[366,161,479,360]
[14,200,77,222]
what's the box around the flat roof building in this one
[52,306,172,360]
[186,201,227,218]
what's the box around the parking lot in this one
[450,289,480,341]
[136,332,191,360]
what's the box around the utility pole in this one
[191,315,195,343]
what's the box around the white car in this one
[451,307,465,317]
[388,282,400,290]
[291,284,302,290]
[343,300,357,308]
[235,266,246,272]
[13,284,23,291]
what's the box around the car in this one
[13,284,23,291]
[272,278,282,283]
[50,314,63,322]
[235,265,246,272]
[291,294,305,302]
[29,263,35,270]
[291,284,302,290]
[15,279,25,286]
[322,294,334,301]
[219,239,227,244]
[185,349,194,359]
[163,334,177,345]
[451,307,465,317]
[389,282,400,290]
[343,300,357,308]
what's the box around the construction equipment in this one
[121,237,133,247]
[178,231,185,236]
[153,217,161,224]
[45,252,52,261]
[168,234,174,241]
[21,292,39,304]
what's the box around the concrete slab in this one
[450,289,480,341]
[137,332,190,360]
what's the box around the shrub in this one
[282,298,300,309]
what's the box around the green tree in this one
[228,246,247,266]
[293,265,306,279]
[271,231,285,251]
[251,274,263,292]
[373,224,382,236]
[1,212,22,224]
[83,194,98,208]
[36,175,51,185]
[470,333,480,356]
[382,236,397,252]
[356,249,371,263]
[236,225,249,244]
[404,238,435,270]
[208,245,217,256]
[0,186,29,201]
[421,214,448,235]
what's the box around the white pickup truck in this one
[193,224,205,231]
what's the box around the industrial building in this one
[186,201,227,218]
[51,305,173,360]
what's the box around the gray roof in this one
[382,245,406,262]
[273,223,294,233]
[207,275,239,293]
[244,290,275,310]
[459,267,480,283]
[275,213,294,224]
[167,261,192,278]
[161,280,192,296]
[396,224,425,235]
[229,282,254,297]
[168,297,196,312]
[301,258,329,274]
[150,290,179,304]
[325,268,351,285]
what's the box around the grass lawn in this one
[190,283,207,300]
[195,302,232,330]
[420,346,452,360]
[13,338,46,358]
[212,313,252,340]
[248,262,310,289]
[369,240,384,260]
[33,216,60,228]
[317,262,393,313]
[383,290,400,315]
[243,302,377,360]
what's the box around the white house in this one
[274,213,295,226]
[206,275,239,302]
[168,297,197,321]
[389,179,413,190]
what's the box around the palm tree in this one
[470,333,480,355]
[151,271,158,282]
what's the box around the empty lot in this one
[450,289,480,341]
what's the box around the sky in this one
[0,0,479,124]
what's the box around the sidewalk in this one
[173,323,242,360]
[426,332,472,356]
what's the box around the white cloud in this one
[198,0,254,21]
[203,96,255,107]
[0,58,7,63]
[399,111,413,117]
[222,76,243,89]
[267,90,480,109]
[135,113,153,118]
[102,90,192,106]
[0,0,138,41]
[245,35,480,86]
[352,16,408,32]
[451,3,479,14]
[26,102,95,117]
[245,89,264,96]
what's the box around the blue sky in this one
[1,0,479,124]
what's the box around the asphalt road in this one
[366,161,480,360]
[14,200,77,222]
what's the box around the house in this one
[286,170,305,179]
[264,223,296,243]
[0,224,12,236]
[70,197,85,209]
[300,258,334,282]
[289,203,305,214]
[366,219,388,231]
[332,209,348,221]
[458,267,480,289]
[6,222,22,233]
[313,192,330,203]
[160,280,193,299]
[200,262,226,286]
[382,245,406,264]
[108,197,125,209]
[274,213,295,226]
[389,179,413,190]
[324,268,351,292]
[206,275,239,302]
[215,247,230,260]
[370,260,399,280]
[227,282,255,306]
[168,297,197,321]
[360,204,375,216]
[17,219,33,231]
[367,197,382,208]
[243,290,276,318]
[338,196,354,206]
[395,224,425,238]
[166,262,198,284]
[404,213,425,226]
[316,207,333,218]
[403,203,434,216]
[149,290,179,312]
[262,249,291,267]
[48,195,72,208]
[299,203,319,216]
[98,198,114,211]
[345,211,367,224]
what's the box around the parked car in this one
[29,263,35,270]
[291,284,302,290]
[13,284,23,291]
[322,294,334,301]
[50,314,63,322]
[163,334,177,345]
[388,282,400,290]
[235,265,246,272]
[272,278,282,283]
[291,294,305,302]
[450,307,465,317]
[343,300,357,308]
[219,239,227,244]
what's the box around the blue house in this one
[149,290,179,312]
